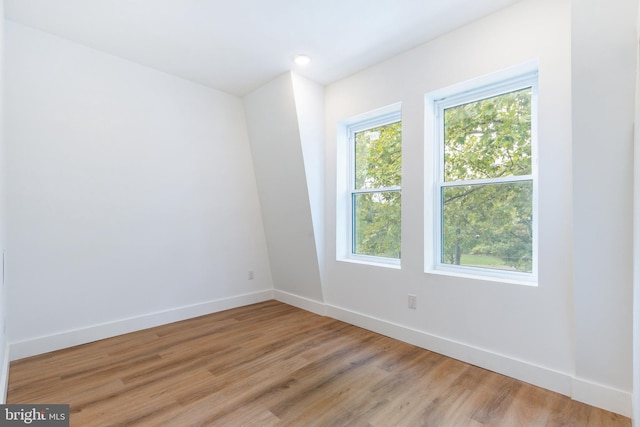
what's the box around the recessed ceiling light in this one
[293,55,311,66]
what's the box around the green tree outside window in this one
[440,86,534,273]
[352,121,401,259]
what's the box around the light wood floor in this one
[7,300,631,426]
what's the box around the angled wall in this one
[291,74,326,287]
[243,72,324,312]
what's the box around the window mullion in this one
[352,186,401,194]
[441,175,533,187]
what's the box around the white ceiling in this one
[5,0,523,96]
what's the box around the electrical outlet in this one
[248,270,254,280]
[408,294,417,309]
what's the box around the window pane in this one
[441,181,532,273]
[444,88,532,182]
[355,121,401,189]
[353,191,401,258]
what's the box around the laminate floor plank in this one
[493,382,552,426]
[7,301,631,426]
[369,358,469,427]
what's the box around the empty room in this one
[0,0,639,425]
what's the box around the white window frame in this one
[336,104,402,267]
[427,72,538,284]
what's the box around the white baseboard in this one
[0,343,9,404]
[572,377,632,418]
[325,303,632,418]
[273,290,326,316]
[5,292,632,418]
[9,290,274,361]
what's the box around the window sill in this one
[338,257,401,270]
[425,267,537,287]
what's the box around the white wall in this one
[243,73,324,312]
[5,21,273,359]
[0,0,8,402]
[632,31,640,426]
[572,0,637,416]
[632,1,640,424]
[634,47,640,425]
[292,74,326,288]
[324,0,630,416]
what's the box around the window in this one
[432,73,537,280]
[343,110,402,263]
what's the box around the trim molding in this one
[4,292,632,417]
[273,290,326,316]
[572,377,632,418]
[0,344,9,404]
[325,303,632,417]
[9,290,274,361]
